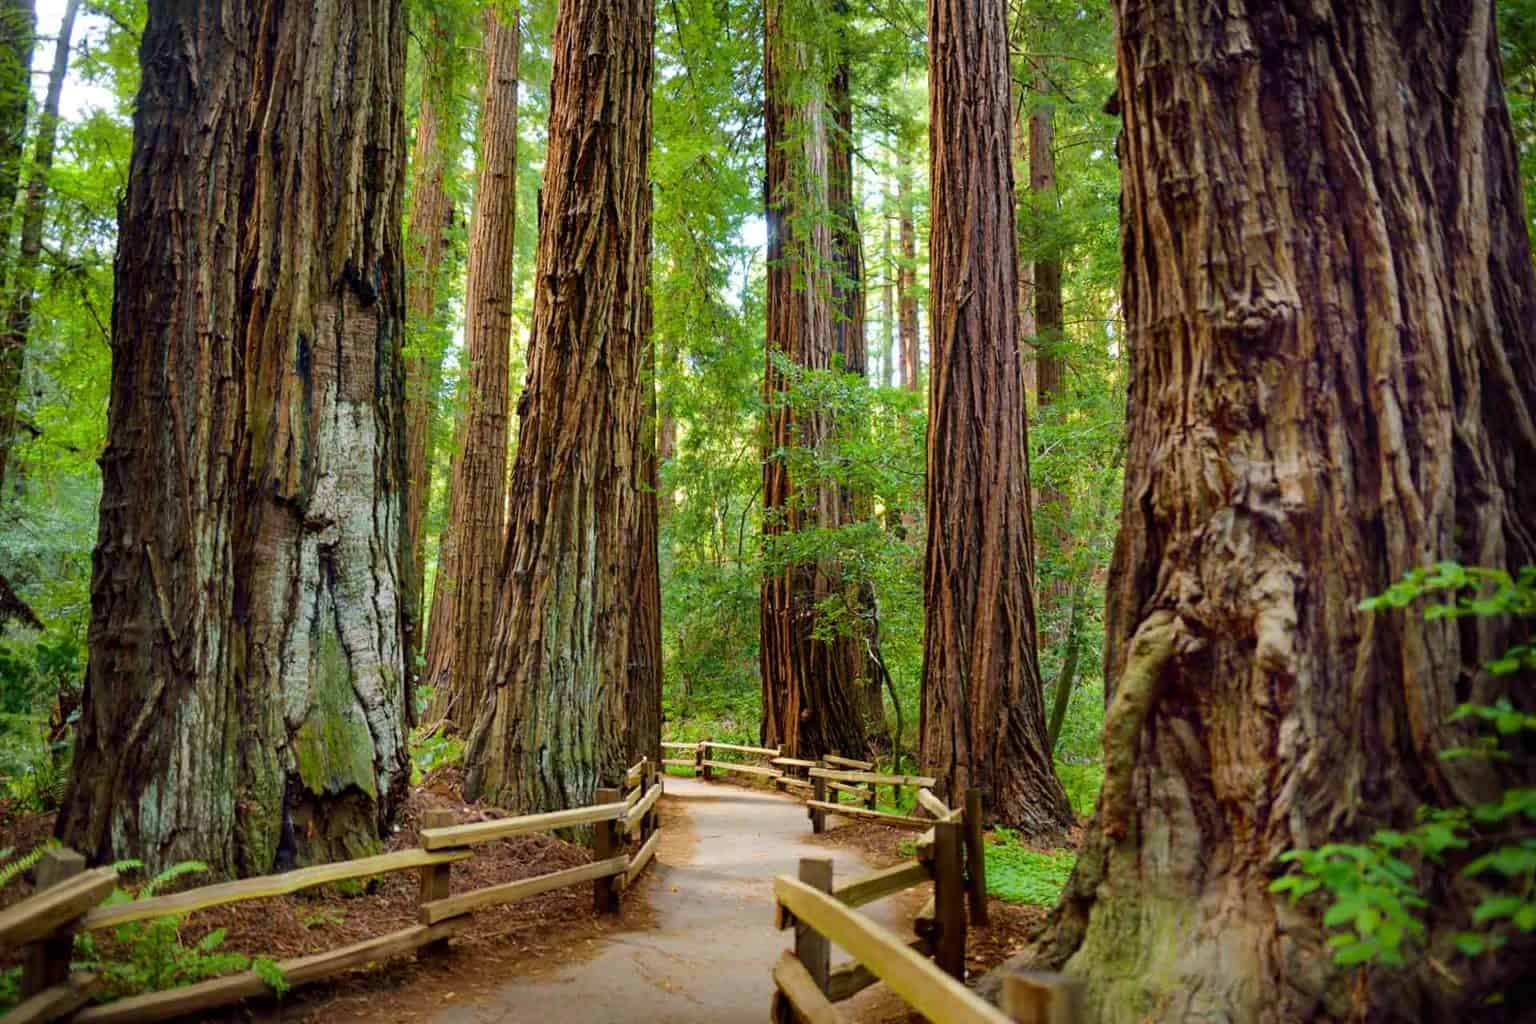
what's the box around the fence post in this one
[864,779,877,811]
[417,808,456,956]
[21,848,86,997]
[644,761,660,839]
[810,772,827,834]
[771,855,832,1024]
[593,787,622,914]
[964,787,989,926]
[1001,970,1083,1023]
[699,740,711,781]
[933,819,967,980]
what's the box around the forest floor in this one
[0,776,1044,1023]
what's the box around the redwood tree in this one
[760,0,872,760]
[922,0,1071,832]
[60,0,410,875]
[423,9,519,733]
[403,13,462,663]
[1040,2,1536,1018]
[896,154,919,391]
[462,0,656,810]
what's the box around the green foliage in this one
[70,861,290,1006]
[0,841,49,892]
[1271,564,1536,970]
[985,829,1078,906]
[410,721,464,785]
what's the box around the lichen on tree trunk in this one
[462,0,656,812]
[60,0,410,876]
[1037,1,1536,1018]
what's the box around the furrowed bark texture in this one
[1041,2,1536,1019]
[828,41,887,748]
[1029,89,1064,408]
[923,0,1072,832]
[628,225,663,769]
[760,0,871,761]
[61,0,410,876]
[423,9,518,734]
[402,22,458,665]
[0,0,33,497]
[463,0,655,810]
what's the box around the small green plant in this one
[1271,563,1536,968]
[410,723,463,785]
[0,842,50,892]
[72,860,289,1004]
[985,828,1078,906]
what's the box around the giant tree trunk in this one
[759,0,870,761]
[462,0,655,811]
[60,0,410,876]
[1040,2,1536,1019]
[422,9,518,734]
[628,240,663,769]
[402,20,460,666]
[922,0,1071,833]
[1028,87,1063,409]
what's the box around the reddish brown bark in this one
[896,157,919,392]
[402,22,459,666]
[1029,89,1064,409]
[463,0,655,810]
[61,0,410,875]
[759,0,872,761]
[422,9,519,734]
[1038,2,1536,1018]
[922,0,1071,833]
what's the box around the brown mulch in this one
[0,771,655,1022]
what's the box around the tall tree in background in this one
[1041,2,1536,1017]
[760,0,872,759]
[402,8,462,664]
[896,151,919,391]
[0,0,35,500]
[60,0,410,875]
[423,8,519,733]
[922,0,1071,831]
[463,0,656,810]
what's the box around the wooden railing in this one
[770,788,1079,1023]
[0,758,665,1024]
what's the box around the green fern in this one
[0,841,54,892]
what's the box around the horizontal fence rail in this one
[1,758,668,1024]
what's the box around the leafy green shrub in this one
[1054,759,1103,818]
[1271,563,1536,968]
[71,860,289,1005]
[985,828,1078,906]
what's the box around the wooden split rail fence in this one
[0,758,666,1024]
[662,742,934,823]
[771,787,1081,1024]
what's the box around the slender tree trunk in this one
[759,0,870,761]
[462,0,655,810]
[422,9,518,734]
[1014,75,1036,400]
[1039,2,1536,1018]
[61,0,410,875]
[402,20,459,669]
[897,157,919,392]
[628,237,663,769]
[922,0,1071,833]
[657,333,676,516]
[1044,579,1081,753]
[828,37,887,751]
[1030,87,1063,408]
[882,201,896,389]
[0,0,50,502]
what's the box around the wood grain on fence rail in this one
[420,801,628,850]
[771,951,842,1024]
[773,875,1010,1024]
[0,866,116,950]
[804,802,930,830]
[419,855,629,925]
[832,861,931,909]
[809,768,937,788]
[701,741,780,757]
[83,849,469,932]
[821,754,875,770]
[701,760,782,779]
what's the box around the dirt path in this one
[430,776,916,1023]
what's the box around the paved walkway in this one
[431,776,915,1023]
